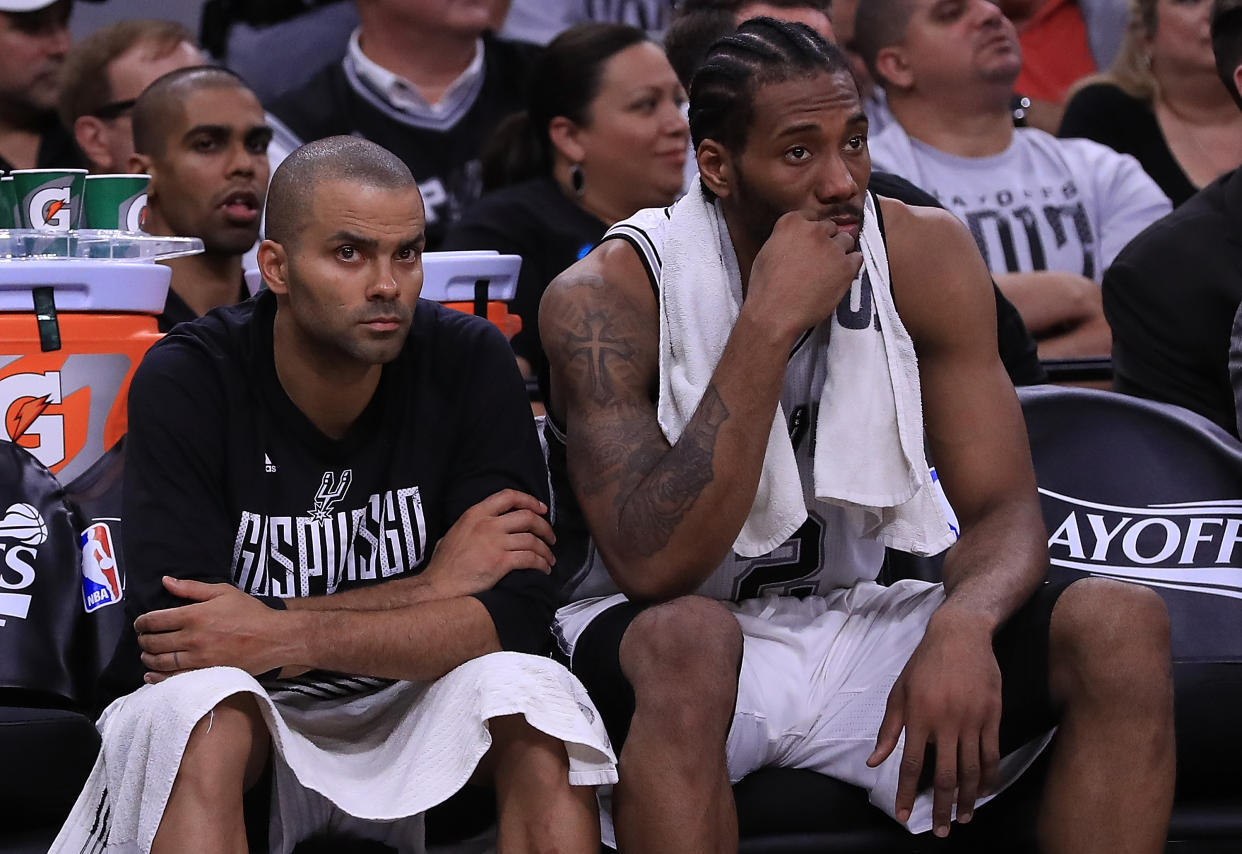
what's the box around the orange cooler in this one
[0,260,170,482]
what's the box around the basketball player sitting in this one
[540,18,1174,854]
[51,136,614,854]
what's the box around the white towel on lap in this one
[51,652,616,854]
[656,188,956,557]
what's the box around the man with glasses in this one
[58,19,203,175]
[0,0,82,171]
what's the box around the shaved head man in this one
[129,66,271,331]
[49,133,614,854]
[261,136,427,371]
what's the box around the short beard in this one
[283,254,412,367]
[730,161,787,249]
[200,227,261,258]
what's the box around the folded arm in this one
[993,270,1111,359]
[130,318,557,682]
[135,490,558,683]
[135,576,510,683]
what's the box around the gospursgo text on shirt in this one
[230,477,428,599]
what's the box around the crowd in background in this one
[7,2,1236,850]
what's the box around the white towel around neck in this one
[655,188,956,558]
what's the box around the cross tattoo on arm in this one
[565,310,636,406]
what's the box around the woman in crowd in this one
[1059,0,1242,205]
[443,22,689,401]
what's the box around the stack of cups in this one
[0,169,150,258]
[0,169,149,231]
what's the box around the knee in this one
[1049,578,1172,709]
[177,693,270,797]
[486,714,569,786]
[619,596,742,725]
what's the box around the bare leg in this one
[613,596,743,853]
[477,713,599,853]
[152,692,271,854]
[1039,578,1175,854]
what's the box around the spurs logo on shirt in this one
[231,483,428,599]
[310,469,353,520]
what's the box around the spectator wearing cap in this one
[0,0,82,171]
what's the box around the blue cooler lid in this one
[0,230,202,314]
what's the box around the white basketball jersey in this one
[551,204,888,604]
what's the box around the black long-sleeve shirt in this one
[123,289,555,655]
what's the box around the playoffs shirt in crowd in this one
[868,123,1171,281]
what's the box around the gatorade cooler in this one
[0,230,200,714]
[424,251,522,341]
[243,250,523,340]
[0,232,201,483]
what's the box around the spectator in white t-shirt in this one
[856,0,1171,359]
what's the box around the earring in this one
[570,163,585,196]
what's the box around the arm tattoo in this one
[617,384,730,556]
[564,309,636,406]
[573,425,636,498]
[552,273,731,559]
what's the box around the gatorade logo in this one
[0,371,65,470]
[27,184,73,231]
[121,191,147,232]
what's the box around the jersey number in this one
[731,514,825,600]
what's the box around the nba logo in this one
[81,522,122,612]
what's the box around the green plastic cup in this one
[0,176,15,229]
[83,173,150,231]
[12,168,87,232]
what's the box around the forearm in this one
[284,573,445,612]
[1031,311,1111,360]
[994,272,1110,359]
[935,497,1047,635]
[581,307,797,598]
[280,595,502,682]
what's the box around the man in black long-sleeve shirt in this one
[52,136,613,854]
